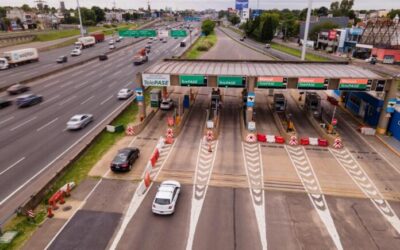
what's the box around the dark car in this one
[110,147,140,172]
[56,55,68,63]
[16,94,43,108]
[0,98,12,109]
[99,53,108,61]
[145,45,151,53]
[7,84,30,95]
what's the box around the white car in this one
[265,43,271,49]
[152,180,181,215]
[70,49,82,56]
[117,88,133,100]
[160,98,173,110]
[66,114,93,130]
[109,40,115,45]
[109,44,116,50]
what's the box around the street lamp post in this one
[301,0,313,60]
[76,0,84,37]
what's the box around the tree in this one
[21,4,32,12]
[218,10,227,19]
[122,13,131,21]
[331,0,354,17]
[388,9,400,19]
[228,14,240,25]
[260,13,279,42]
[316,6,329,17]
[91,6,105,23]
[0,7,6,18]
[201,19,215,36]
[309,22,339,40]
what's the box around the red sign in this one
[332,118,338,126]
[328,30,337,40]
[298,77,325,83]
[167,117,174,126]
[339,79,368,84]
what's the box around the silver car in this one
[66,114,93,130]
[117,88,133,99]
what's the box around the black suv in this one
[99,53,108,61]
[110,147,140,172]
[56,55,68,63]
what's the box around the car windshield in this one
[113,152,127,163]
[70,118,80,122]
[162,101,169,105]
[155,198,170,205]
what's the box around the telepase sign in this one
[142,74,171,87]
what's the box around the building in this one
[6,8,36,30]
[105,11,124,22]
[316,27,363,54]
[368,9,389,19]
[240,8,250,23]
[300,16,349,38]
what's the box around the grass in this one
[0,88,151,250]
[270,42,329,62]
[183,32,217,59]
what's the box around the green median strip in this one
[182,32,217,59]
[0,88,152,250]
[270,42,329,62]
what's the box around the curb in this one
[375,135,400,158]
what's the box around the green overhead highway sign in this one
[170,29,188,38]
[257,76,287,89]
[179,75,207,86]
[339,78,370,91]
[297,77,327,90]
[217,76,245,88]
[118,29,157,37]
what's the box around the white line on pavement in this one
[81,95,95,105]
[91,79,104,88]
[10,117,37,132]
[112,69,122,76]
[100,95,113,105]
[60,80,74,88]
[0,116,14,125]
[36,117,58,132]
[0,100,130,207]
[74,81,89,89]
[108,81,118,88]
[58,95,77,106]
[70,69,84,77]
[40,95,60,105]
[0,157,25,176]
[43,80,60,88]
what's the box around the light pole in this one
[76,0,84,37]
[301,0,313,60]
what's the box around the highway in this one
[0,23,193,223]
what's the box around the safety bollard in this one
[59,192,65,205]
[50,200,59,210]
[47,206,54,218]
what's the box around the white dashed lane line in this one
[40,95,60,105]
[0,116,14,125]
[0,157,26,176]
[81,95,95,105]
[9,116,37,132]
[36,117,58,132]
[44,79,60,88]
[100,95,113,105]
[58,96,77,106]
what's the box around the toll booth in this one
[150,89,162,108]
[273,93,287,112]
[305,92,321,116]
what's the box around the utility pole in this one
[76,0,84,37]
[301,0,313,60]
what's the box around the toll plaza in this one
[137,59,396,135]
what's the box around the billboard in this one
[328,30,337,40]
[235,0,248,10]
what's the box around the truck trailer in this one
[0,48,39,70]
[74,36,96,50]
[91,33,105,43]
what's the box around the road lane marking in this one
[108,81,118,88]
[40,95,60,105]
[285,146,343,250]
[10,117,37,132]
[110,138,176,250]
[0,157,25,176]
[36,117,58,132]
[44,79,60,88]
[0,116,14,125]
[58,95,77,106]
[112,69,122,77]
[70,69,83,77]
[0,100,132,207]
[74,80,89,89]
[60,80,74,88]
[124,82,131,88]
[100,95,113,105]
[91,79,104,88]
[81,95,95,105]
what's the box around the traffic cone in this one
[47,206,54,218]
[59,192,65,205]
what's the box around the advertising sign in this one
[386,98,397,113]
[142,74,170,87]
[235,0,248,10]
[135,87,144,101]
[179,75,207,86]
[339,78,369,90]
[257,76,287,88]
[119,29,157,37]
[170,29,187,37]
[328,30,337,40]
[217,76,245,88]
[297,78,327,89]
[247,92,255,107]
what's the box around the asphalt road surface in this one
[0,24,191,223]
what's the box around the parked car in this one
[117,88,134,99]
[109,44,116,50]
[16,94,42,108]
[99,53,108,61]
[160,98,173,110]
[0,98,12,109]
[110,147,140,172]
[56,55,68,63]
[66,114,93,130]
[240,37,245,41]
[71,49,82,56]
[265,43,271,49]
[145,44,151,53]
[109,39,115,45]
[116,37,122,42]
[7,83,30,95]
[152,180,181,215]
[365,56,377,64]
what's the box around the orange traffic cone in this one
[47,206,54,218]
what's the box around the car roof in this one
[119,147,137,153]
[17,94,33,98]
[71,114,89,119]
[156,186,175,199]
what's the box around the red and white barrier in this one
[166,128,174,138]
[126,125,134,136]
[266,135,276,143]
[289,136,298,146]
[318,138,328,147]
[257,133,266,142]
[275,136,285,144]
[333,137,343,149]
[309,137,318,146]
[300,137,309,146]
[246,133,256,143]
[206,130,214,141]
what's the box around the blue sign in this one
[247,92,255,107]
[386,98,397,113]
[184,16,200,22]
[235,0,248,10]
[251,9,262,19]
[135,87,144,102]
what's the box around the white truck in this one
[74,36,96,50]
[0,48,39,70]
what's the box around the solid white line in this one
[0,100,130,207]
[100,95,113,105]
[0,157,25,176]
[40,95,60,105]
[10,117,37,132]
[108,81,118,88]
[36,117,58,132]
[44,79,60,88]
[58,95,77,106]
[74,80,89,89]
[0,116,14,125]
[81,95,95,105]
[124,82,131,88]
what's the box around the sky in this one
[1,0,399,11]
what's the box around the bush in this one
[197,40,214,51]
[111,24,117,28]
[103,24,111,28]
